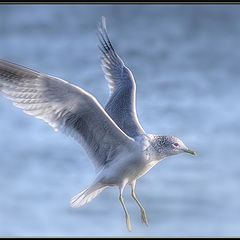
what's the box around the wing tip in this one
[97,16,107,33]
[101,16,107,30]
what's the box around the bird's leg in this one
[130,182,148,226]
[131,190,148,225]
[119,193,132,232]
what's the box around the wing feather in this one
[0,59,134,172]
[98,17,145,138]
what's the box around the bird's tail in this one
[70,183,106,208]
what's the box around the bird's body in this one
[93,135,159,187]
[0,17,196,231]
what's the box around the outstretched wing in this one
[98,17,145,138]
[0,59,135,172]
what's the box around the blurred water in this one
[0,4,240,237]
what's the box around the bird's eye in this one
[173,143,179,147]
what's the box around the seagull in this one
[0,17,196,232]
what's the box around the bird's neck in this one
[135,134,167,162]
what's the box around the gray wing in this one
[0,59,135,172]
[98,17,145,138]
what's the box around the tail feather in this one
[70,184,106,208]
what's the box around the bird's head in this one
[151,135,197,158]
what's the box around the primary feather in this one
[98,16,145,138]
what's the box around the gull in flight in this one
[0,17,196,231]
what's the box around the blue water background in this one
[0,4,240,237]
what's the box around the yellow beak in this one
[185,148,197,156]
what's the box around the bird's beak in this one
[184,148,197,156]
